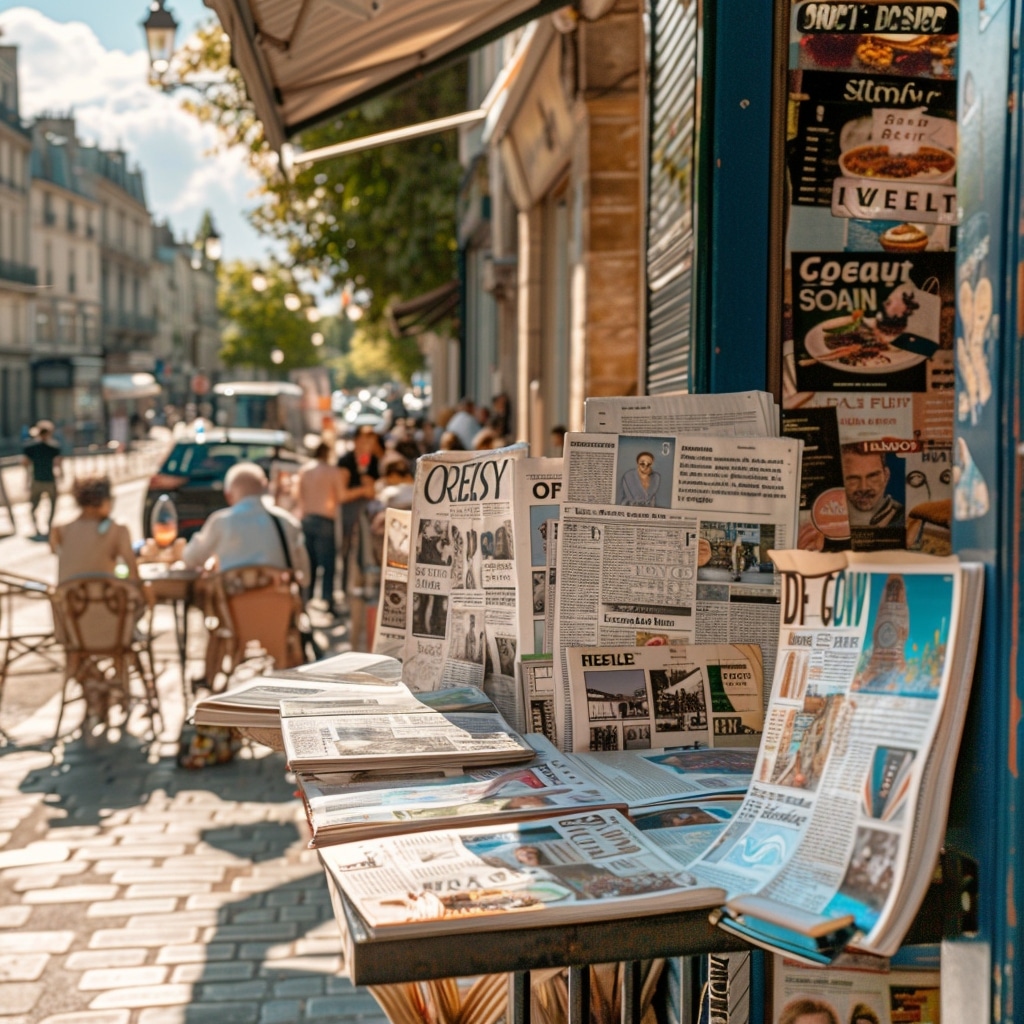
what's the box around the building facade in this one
[29,115,104,447]
[0,46,36,452]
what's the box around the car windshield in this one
[162,443,280,480]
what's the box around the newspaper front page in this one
[689,551,964,956]
[565,643,763,753]
[553,433,801,748]
[401,444,528,727]
[372,508,411,659]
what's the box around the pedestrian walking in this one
[22,419,62,538]
[295,440,346,616]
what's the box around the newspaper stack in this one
[293,736,756,847]
[550,391,801,749]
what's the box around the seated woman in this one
[50,476,138,583]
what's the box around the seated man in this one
[183,462,309,578]
[183,462,310,689]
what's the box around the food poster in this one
[784,3,957,555]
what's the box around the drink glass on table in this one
[150,494,179,553]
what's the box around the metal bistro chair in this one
[200,564,305,693]
[50,575,161,745]
[0,570,60,743]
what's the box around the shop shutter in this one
[645,0,700,394]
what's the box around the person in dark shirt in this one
[22,420,62,537]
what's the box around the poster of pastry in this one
[784,3,958,555]
[792,250,955,393]
[791,2,958,79]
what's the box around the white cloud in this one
[0,6,268,262]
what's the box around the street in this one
[0,463,386,1023]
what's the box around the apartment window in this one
[43,192,55,227]
[68,249,76,295]
[101,204,108,241]
[36,306,52,343]
[86,248,93,284]
[67,201,76,233]
[44,242,53,288]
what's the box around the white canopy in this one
[101,373,162,401]
[203,0,564,150]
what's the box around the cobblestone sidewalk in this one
[0,737,388,1024]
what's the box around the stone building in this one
[29,115,104,446]
[0,45,35,451]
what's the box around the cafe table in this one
[138,560,201,695]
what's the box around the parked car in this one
[143,428,304,540]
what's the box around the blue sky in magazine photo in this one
[0,0,266,262]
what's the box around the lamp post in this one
[142,0,179,79]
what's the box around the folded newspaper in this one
[279,704,535,773]
[191,652,406,731]
[318,808,728,937]
[691,550,983,961]
[294,736,756,847]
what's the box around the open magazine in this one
[564,642,763,752]
[318,808,727,937]
[690,550,983,961]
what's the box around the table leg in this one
[568,966,589,1024]
[172,598,189,697]
[621,961,642,1024]
[509,971,530,1024]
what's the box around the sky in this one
[0,0,268,264]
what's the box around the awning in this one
[101,373,162,401]
[389,280,460,337]
[203,0,568,151]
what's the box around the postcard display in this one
[782,2,959,558]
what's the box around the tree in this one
[328,323,425,389]
[170,22,463,327]
[218,261,323,373]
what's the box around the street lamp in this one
[203,225,222,262]
[142,0,179,78]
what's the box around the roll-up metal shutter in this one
[645,0,701,394]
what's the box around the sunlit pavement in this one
[0,455,386,1024]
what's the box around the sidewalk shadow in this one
[18,735,297,828]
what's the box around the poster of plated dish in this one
[782,1,958,555]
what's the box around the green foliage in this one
[329,323,425,389]
[170,21,463,327]
[218,261,322,372]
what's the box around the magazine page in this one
[543,518,559,653]
[402,443,529,710]
[583,391,778,437]
[689,550,964,957]
[632,797,744,866]
[373,507,411,659]
[771,957,940,1024]
[565,643,764,753]
[519,653,557,744]
[271,652,405,685]
[318,809,726,936]
[280,709,535,772]
[573,747,756,810]
[295,734,627,845]
[514,457,563,658]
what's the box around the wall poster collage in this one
[782,2,959,556]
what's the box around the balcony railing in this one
[0,259,38,287]
[103,310,157,335]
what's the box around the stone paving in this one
[0,710,390,1023]
[0,453,390,1023]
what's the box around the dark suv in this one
[144,428,304,540]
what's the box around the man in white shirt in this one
[443,398,481,451]
[183,462,310,580]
